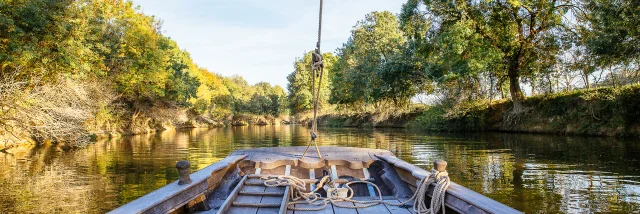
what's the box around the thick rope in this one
[311,0,323,134]
[262,169,451,213]
[316,0,322,50]
[301,0,324,161]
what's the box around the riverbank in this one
[315,111,422,128]
[4,84,637,153]
[409,84,640,137]
[0,99,287,152]
[83,110,289,143]
[298,84,640,138]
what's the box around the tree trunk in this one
[582,71,590,89]
[530,78,536,96]
[509,72,524,111]
[508,58,525,112]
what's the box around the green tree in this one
[401,0,572,110]
[0,0,109,80]
[580,0,639,65]
[578,0,639,84]
[329,11,407,108]
[287,51,336,115]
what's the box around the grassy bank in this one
[408,84,640,137]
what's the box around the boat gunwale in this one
[375,154,522,214]
[107,154,248,214]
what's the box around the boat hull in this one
[108,147,521,214]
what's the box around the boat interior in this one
[205,147,417,214]
[108,146,521,214]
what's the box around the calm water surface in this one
[1,126,639,213]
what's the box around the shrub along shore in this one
[313,84,640,138]
[3,82,638,153]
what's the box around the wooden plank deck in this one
[209,196,415,213]
[286,197,415,214]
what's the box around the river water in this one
[1,125,639,213]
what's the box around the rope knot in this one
[310,131,317,140]
[432,169,449,180]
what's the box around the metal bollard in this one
[434,160,447,172]
[176,160,192,185]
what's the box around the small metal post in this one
[434,160,447,172]
[176,160,192,185]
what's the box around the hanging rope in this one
[262,168,451,214]
[301,0,324,161]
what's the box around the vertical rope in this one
[312,0,323,134]
[317,0,322,50]
[301,0,324,160]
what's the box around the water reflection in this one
[1,126,639,213]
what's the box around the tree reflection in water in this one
[0,126,638,213]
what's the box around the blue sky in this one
[131,0,405,88]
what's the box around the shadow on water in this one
[1,125,639,213]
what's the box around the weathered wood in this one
[279,165,292,214]
[108,155,247,214]
[331,201,358,214]
[185,194,210,213]
[309,169,316,191]
[375,155,522,214]
[228,185,266,214]
[228,169,266,213]
[112,147,521,214]
[293,200,334,214]
[379,159,414,198]
[230,146,394,170]
[257,187,285,213]
[383,199,412,214]
[239,191,284,197]
[234,202,281,208]
[217,175,248,214]
[363,168,376,197]
[280,186,291,214]
[330,165,338,188]
[245,176,361,185]
[356,202,391,214]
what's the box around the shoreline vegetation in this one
[309,83,640,138]
[1,0,639,152]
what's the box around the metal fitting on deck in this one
[434,160,447,172]
[176,160,192,185]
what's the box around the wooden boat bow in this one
[108,146,521,214]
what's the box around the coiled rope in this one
[262,169,451,214]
